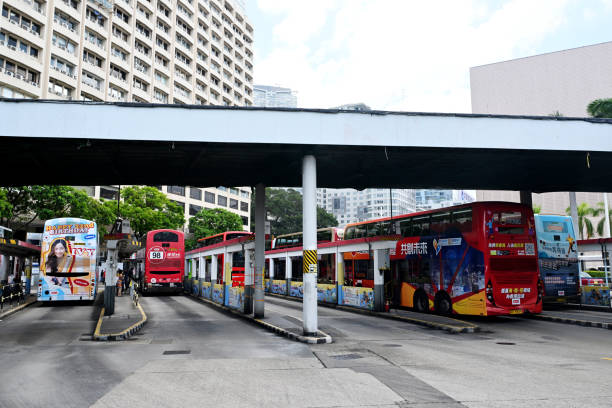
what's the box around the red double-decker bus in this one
[136,229,185,294]
[343,202,543,316]
[196,231,253,287]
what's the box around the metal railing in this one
[0,283,26,310]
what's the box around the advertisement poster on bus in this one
[201,282,212,299]
[342,286,374,310]
[290,281,303,298]
[317,284,337,303]
[264,279,271,293]
[212,284,224,304]
[582,286,611,306]
[228,286,244,311]
[192,280,200,296]
[271,280,287,295]
[39,218,97,301]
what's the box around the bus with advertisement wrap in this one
[343,202,543,316]
[136,229,184,294]
[534,215,580,305]
[38,218,98,302]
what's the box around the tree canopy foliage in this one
[185,208,243,250]
[106,186,185,238]
[587,98,612,118]
[252,188,338,235]
[0,186,114,233]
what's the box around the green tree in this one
[565,202,596,239]
[186,208,243,250]
[548,111,564,117]
[591,201,612,237]
[104,186,185,237]
[254,188,338,235]
[532,205,541,214]
[0,186,112,232]
[587,98,612,118]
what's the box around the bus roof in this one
[274,227,339,238]
[197,231,252,242]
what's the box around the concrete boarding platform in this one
[526,308,612,329]
[188,294,332,344]
[267,292,480,334]
[93,291,147,341]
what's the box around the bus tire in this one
[413,291,429,313]
[434,292,452,315]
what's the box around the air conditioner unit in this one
[10,19,18,25]
[16,74,24,80]
[55,90,63,96]
[31,81,38,86]
[8,45,17,51]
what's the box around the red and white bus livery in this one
[136,229,185,294]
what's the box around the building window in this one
[217,196,227,207]
[100,187,118,200]
[240,201,248,212]
[190,187,202,200]
[230,188,239,195]
[189,204,202,216]
[168,186,185,196]
[241,216,248,226]
[229,198,238,209]
[205,191,215,204]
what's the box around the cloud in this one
[254,0,575,112]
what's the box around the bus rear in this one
[535,215,580,304]
[482,203,542,315]
[143,230,184,294]
[39,218,98,302]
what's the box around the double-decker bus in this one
[197,231,253,287]
[38,218,98,302]
[136,229,185,294]
[534,215,580,305]
[272,227,342,250]
[343,202,542,316]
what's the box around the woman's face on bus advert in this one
[54,242,66,258]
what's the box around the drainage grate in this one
[163,350,191,355]
[331,353,363,360]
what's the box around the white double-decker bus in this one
[38,218,99,302]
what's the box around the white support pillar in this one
[302,155,318,336]
[569,192,580,239]
[244,248,254,314]
[373,249,390,312]
[269,258,275,279]
[254,183,266,318]
[104,240,118,315]
[286,253,292,295]
[211,253,218,285]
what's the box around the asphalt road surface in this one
[1,295,611,407]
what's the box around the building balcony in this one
[83,37,107,55]
[80,76,105,98]
[136,15,154,33]
[0,39,43,72]
[112,16,131,34]
[156,26,171,43]
[174,72,191,90]
[156,9,172,27]
[175,40,192,56]
[51,40,78,63]
[131,85,150,101]
[172,87,191,104]
[111,35,131,54]
[115,0,134,15]
[132,65,151,81]
[81,60,106,81]
[134,30,153,47]
[55,0,82,23]
[48,65,78,87]
[108,71,130,90]
[110,53,130,72]
[53,18,80,43]
[84,18,108,38]
[0,66,42,97]
[3,0,46,24]
[173,58,192,75]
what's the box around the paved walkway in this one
[93,290,147,341]
[530,307,612,329]
[0,294,37,320]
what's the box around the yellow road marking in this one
[602,358,612,361]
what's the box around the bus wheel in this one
[413,291,429,313]
[434,292,452,315]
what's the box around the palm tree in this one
[593,201,612,237]
[587,98,612,118]
[565,203,596,239]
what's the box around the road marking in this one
[602,358,612,361]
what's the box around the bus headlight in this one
[151,278,157,284]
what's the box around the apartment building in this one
[253,84,297,108]
[79,185,251,230]
[1,0,255,230]
[0,0,254,105]
[470,41,611,222]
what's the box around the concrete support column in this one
[244,248,253,314]
[519,191,532,209]
[569,192,579,239]
[286,254,292,296]
[302,155,318,336]
[254,183,266,318]
[211,253,218,286]
[373,249,389,312]
[104,241,118,316]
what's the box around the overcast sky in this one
[246,0,612,112]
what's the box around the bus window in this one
[452,209,473,232]
[494,211,524,234]
[354,224,366,238]
[154,231,179,242]
[344,227,354,240]
[317,229,332,243]
[430,212,451,234]
[412,216,430,236]
[399,219,412,237]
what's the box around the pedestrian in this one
[116,272,123,297]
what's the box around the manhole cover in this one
[331,353,363,360]
[163,350,191,355]
[496,342,516,345]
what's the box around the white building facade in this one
[253,84,297,108]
